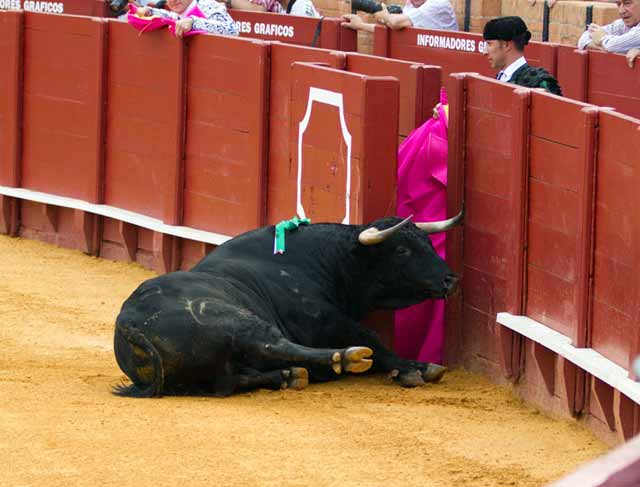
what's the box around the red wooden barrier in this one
[0,10,22,236]
[592,110,640,371]
[556,45,587,102]
[345,52,441,139]
[231,10,356,51]
[588,110,640,440]
[0,0,111,16]
[183,35,269,237]
[104,20,184,224]
[266,42,345,224]
[289,62,398,224]
[587,50,640,119]
[526,92,596,346]
[445,74,528,378]
[21,12,106,202]
[374,26,557,81]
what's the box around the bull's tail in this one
[112,322,164,398]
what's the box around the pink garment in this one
[127,3,206,37]
[394,88,449,364]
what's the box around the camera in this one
[351,0,403,14]
[109,0,167,17]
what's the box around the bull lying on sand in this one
[113,212,462,397]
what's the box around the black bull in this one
[113,212,462,397]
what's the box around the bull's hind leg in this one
[212,367,309,396]
[243,338,374,379]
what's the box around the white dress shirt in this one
[497,56,527,81]
[403,0,458,31]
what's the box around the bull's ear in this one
[358,215,413,246]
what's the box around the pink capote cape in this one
[127,3,206,36]
[394,88,449,364]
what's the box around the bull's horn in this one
[415,207,464,234]
[358,215,413,246]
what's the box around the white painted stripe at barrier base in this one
[547,434,640,486]
[497,312,640,405]
[0,185,232,246]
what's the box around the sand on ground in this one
[0,235,608,487]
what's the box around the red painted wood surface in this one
[266,42,345,225]
[0,10,22,188]
[556,45,587,102]
[183,35,269,236]
[588,50,640,119]
[591,110,640,370]
[345,52,441,138]
[230,10,356,50]
[104,20,184,223]
[446,74,528,377]
[375,26,557,81]
[289,62,398,224]
[0,0,110,17]
[526,92,596,346]
[21,12,106,203]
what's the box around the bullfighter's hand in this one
[341,14,365,30]
[175,18,194,37]
[136,6,151,16]
[627,48,640,68]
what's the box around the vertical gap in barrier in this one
[500,88,531,382]
[92,18,108,205]
[443,73,467,367]
[630,124,640,378]
[464,0,471,32]
[256,42,271,227]
[542,1,550,42]
[169,39,187,227]
[577,107,598,350]
[0,11,24,237]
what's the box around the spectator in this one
[287,0,320,17]
[578,0,640,53]
[483,16,562,95]
[229,0,284,13]
[341,0,458,32]
[137,0,239,36]
[229,0,320,17]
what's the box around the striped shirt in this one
[578,19,640,54]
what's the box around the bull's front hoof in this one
[397,369,425,388]
[339,346,373,374]
[422,364,447,383]
[282,367,309,390]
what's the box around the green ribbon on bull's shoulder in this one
[274,216,311,254]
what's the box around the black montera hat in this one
[483,16,532,44]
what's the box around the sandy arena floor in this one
[0,235,608,487]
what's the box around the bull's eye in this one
[395,246,411,257]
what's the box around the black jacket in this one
[508,64,563,96]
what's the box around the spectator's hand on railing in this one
[374,4,390,26]
[341,14,367,31]
[627,48,640,68]
[588,23,607,46]
[174,17,194,37]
